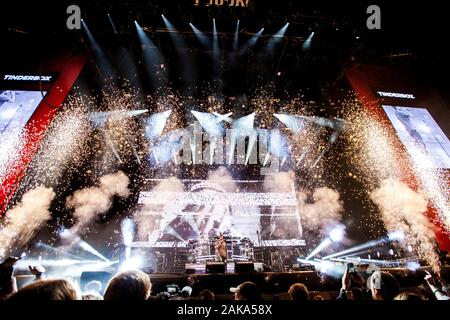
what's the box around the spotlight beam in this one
[238,28,264,55]
[161,15,194,91]
[81,20,116,81]
[135,21,167,89]
[35,242,85,261]
[233,20,240,51]
[305,238,332,260]
[322,238,389,260]
[189,23,211,48]
[265,23,289,53]
[213,18,219,54]
[107,13,118,34]
[302,31,315,51]
[305,225,345,260]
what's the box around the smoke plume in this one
[263,171,295,192]
[298,187,344,230]
[207,166,237,192]
[66,171,130,234]
[370,178,440,272]
[0,187,55,258]
[135,176,185,241]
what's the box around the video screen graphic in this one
[136,179,304,247]
[383,105,450,169]
[0,90,46,138]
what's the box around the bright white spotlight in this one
[121,218,135,247]
[265,23,289,53]
[406,261,420,271]
[305,238,332,260]
[388,231,405,241]
[190,23,210,48]
[305,225,346,260]
[233,20,240,51]
[119,256,143,272]
[329,225,345,242]
[302,31,315,51]
[238,28,264,55]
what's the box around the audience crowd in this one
[0,257,449,301]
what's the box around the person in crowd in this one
[199,289,215,300]
[82,293,103,300]
[288,283,309,301]
[366,271,400,300]
[103,270,151,301]
[29,265,46,281]
[336,263,353,300]
[7,279,79,300]
[351,287,364,301]
[0,257,20,300]
[230,281,264,301]
[170,286,193,300]
[394,292,424,300]
[424,270,450,300]
[84,280,102,296]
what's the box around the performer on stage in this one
[215,234,227,264]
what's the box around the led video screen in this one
[382,105,450,169]
[0,90,46,138]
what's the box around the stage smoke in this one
[207,166,236,192]
[0,187,55,258]
[370,178,440,272]
[263,171,295,193]
[298,187,344,230]
[66,171,130,234]
[135,176,185,242]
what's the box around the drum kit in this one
[187,234,254,262]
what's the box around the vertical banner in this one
[0,54,86,215]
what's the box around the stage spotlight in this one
[305,225,346,260]
[406,261,420,271]
[59,229,109,262]
[265,23,289,53]
[121,219,135,261]
[213,18,219,53]
[121,219,135,247]
[274,114,305,133]
[35,242,85,261]
[322,236,391,260]
[145,110,172,140]
[305,238,332,260]
[90,110,148,128]
[78,241,109,262]
[388,231,405,241]
[107,13,118,34]
[302,31,315,51]
[161,15,194,91]
[329,225,345,242]
[233,20,240,51]
[238,28,264,55]
[189,23,210,48]
[119,256,143,272]
[81,20,115,80]
[135,21,166,89]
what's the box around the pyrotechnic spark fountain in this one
[371,178,440,272]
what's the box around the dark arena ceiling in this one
[2,0,450,98]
